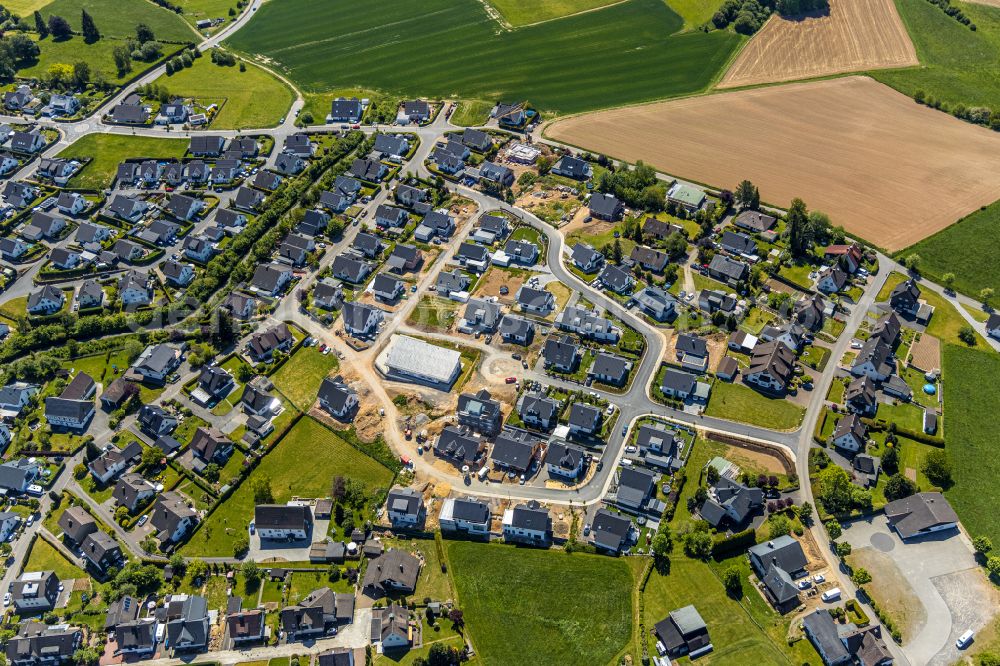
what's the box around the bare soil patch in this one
[850,546,927,638]
[474,266,528,305]
[720,0,917,89]
[547,76,1000,251]
[907,332,941,372]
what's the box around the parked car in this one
[957,630,975,649]
[505,377,517,384]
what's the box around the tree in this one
[47,15,72,40]
[81,9,99,43]
[987,555,1000,578]
[978,652,1000,666]
[921,449,953,488]
[251,475,274,504]
[903,253,921,273]
[942,273,956,292]
[651,533,671,572]
[242,559,262,585]
[816,465,853,515]
[881,445,899,474]
[73,463,87,479]
[202,463,220,483]
[682,529,713,559]
[768,515,791,539]
[959,325,977,346]
[706,466,720,485]
[72,60,91,87]
[233,536,249,558]
[851,568,872,586]
[798,501,813,525]
[835,541,852,558]
[883,473,917,502]
[448,608,464,629]
[136,23,154,43]
[140,535,158,554]
[169,554,187,576]
[187,559,209,582]
[141,445,162,469]
[73,647,101,666]
[825,520,842,540]
[973,535,993,555]
[735,180,759,210]
[34,10,48,38]
[112,44,132,76]
[722,565,742,597]
[6,34,40,63]
[786,198,810,257]
[980,287,994,307]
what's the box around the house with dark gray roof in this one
[720,230,758,256]
[614,467,659,515]
[150,492,197,544]
[518,393,560,431]
[280,587,355,639]
[255,504,313,540]
[515,285,555,314]
[81,531,122,572]
[436,269,471,297]
[589,193,623,221]
[630,245,669,273]
[458,298,501,334]
[551,155,592,180]
[701,477,764,528]
[57,506,96,545]
[5,622,81,666]
[499,314,534,345]
[748,535,807,611]
[351,157,387,183]
[654,605,713,659]
[745,341,797,394]
[433,426,484,468]
[571,242,603,273]
[708,254,749,285]
[567,402,602,436]
[328,97,363,123]
[10,571,60,614]
[251,263,293,296]
[502,501,551,545]
[457,389,502,435]
[884,492,958,540]
[545,440,586,480]
[490,429,541,474]
[341,302,382,338]
[373,134,409,156]
[635,286,676,321]
[590,509,634,554]
[542,335,579,372]
[386,487,425,527]
[318,376,358,419]
[164,594,210,651]
[362,550,421,597]
[599,265,634,294]
[438,497,490,535]
[461,128,491,151]
[889,279,921,315]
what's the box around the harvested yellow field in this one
[719,0,917,89]
[546,76,1000,251]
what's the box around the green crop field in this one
[872,0,1000,111]
[226,0,741,116]
[447,541,633,666]
[182,417,394,556]
[942,344,1000,546]
[899,200,1000,301]
[487,0,622,26]
[38,0,196,42]
[155,56,294,129]
[175,0,241,30]
[58,134,189,190]
[5,0,51,14]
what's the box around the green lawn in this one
[877,272,986,347]
[899,199,1000,302]
[704,381,805,431]
[384,537,453,602]
[300,87,401,126]
[875,400,925,432]
[941,344,1000,545]
[62,350,130,385]
[447,541,633,666]
[665,0,726,28]
[155,56,294,129]
[182,416,394,556]
[39,0,196,41]
[643,557,792,664]
[450,100,494,127]
[226,0,742,117]
[873,0,1000,112]
[58,134,189,191]
[25,537,87,580]
[486,0,623,26]
[270,347,340,411]
[406,296,460,331]
[175,0,242,30]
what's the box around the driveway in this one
[840,515,995,665]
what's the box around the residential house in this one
[824,242,865,273]
[250,263,293,296]
[312,279,343,311]
[161,261,195,287]
[22,212,66,241]
[183,236,215,263]
[666,181,706,213]
[3,181,37,209]
[190,427,233,466]
[890,279,921,315]
[734,210,777,233]
[490,429,541,474]
[163,594,210,651]
[599,265,635,294]
[386,487,425,528]
[844,375,877,416]
[675,333,709,373]
[433,426,485,469]
[499,314,534,345]
[275,151,306,176]
[884,491,958,540]
[81,531,122,572]
[150,493,197,544]
[57,506,97,545]
[118,270,153,307]
[5,622,81,666]
[386,243,422,273]
[458,298,501,334]
[156,99,189,124]
[571,242,603,273]
[341,302,383,338]
[37,158,76,185]
[455,242,490,272]
[3,86,32,111]
[278,233,314,267]
[557,306,619,342]
[542,335,580,372]
[0,237,30,260]
[113,473,157,513]
[351,158,387,183]
[435,270,470,297]
[10,571,60,614]
[478,161,514,188]
[700,477,764,528]
[545,440,586,479]
[373,134,409,157]
[222,292,256,320]
[56,192,87,216]
[518,393,560,431]
[589,193,624,221]
[745,341,797,394]
[831,414,868,452]
[852,454,882,488]
[567,402,602,437]
[630,246,670,273]
[615,467,660,515]
[133,344,181,382]
[0,459,41,495]
[26,286,64,315]
[138,405,177,437]
[795,294,826,331]
[328,97,364,123]
[660,368,708,402]
[502,501,551,545]
[635,286,676,321]
[438,498,490,535]
[48,248,83,271]
[413,210,454,241]
[255,504,313,540]
[372,273,405,302]
[246,323,293,362]
[88,440,142,485]
[588,352,632,387]
[457,389,502,435]
[708,254,749,286]
[233,187,266,213]
[399,100,431,123]
[654,606,713,659]
[551,155,592,180]
[590,509,634,555]
[362,550,421,597]
[240,384,281,417]
[0,383,38,419]
[719,230,757,257]
[298,209,330,236]
[504,239,538,266]
[803,609,892,666]
[850,337,893,382]
[374,204,408,229]
[226,607,265,645]
[817,265,849,294]
[515,285,555,315]
[461,128,492,151]
[10,129,45,154]
[165,194,205,221]
[318,376,358,419]
[747,536,807,612]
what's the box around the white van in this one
[821,588,841,602]
[477,467,489,481]
[956,630,974,649]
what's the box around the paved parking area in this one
[841,515,996,665]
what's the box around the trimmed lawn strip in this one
[704,381,805,431]
[270,346,340,411]
[25,536,86,580]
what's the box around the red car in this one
[319,344,327,352]
[505,377,517,384]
